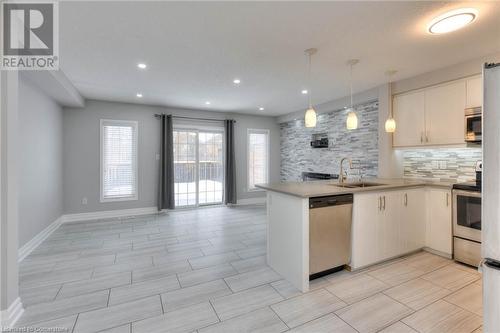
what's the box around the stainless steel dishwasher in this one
[309,194,353,279]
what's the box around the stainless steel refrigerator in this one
[482,62,500,333]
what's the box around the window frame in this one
[247,128,270,192]
[100,119,139,203]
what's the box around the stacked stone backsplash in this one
[280,100,379,181]
[403,148,482,182]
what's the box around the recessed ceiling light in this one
[137,63,147,69]
[259,107,265,111]
[428,8,478,34]
[205,101,211,105]
[136,93,143,98]
[233,79,241,84]
[301,89,308,94]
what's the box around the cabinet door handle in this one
[420,132,424,143]
[383,196,386,210]
[378,196,382,211]
[404,193,408,206]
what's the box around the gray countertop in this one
[255,178,455,198]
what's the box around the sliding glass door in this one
[173,131,197,207]
[198,132,224,205]
[173,129,224,207]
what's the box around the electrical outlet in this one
[82,197,88,205]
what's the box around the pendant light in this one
[384,70,398,133]
[304,48,317,128]
[346,59,359,130]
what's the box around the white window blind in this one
[248,129,269,190]
[100,120,138,202]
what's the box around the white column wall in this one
[0,70,23,326]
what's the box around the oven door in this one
[453,189,481,242]
[465,114,482,142]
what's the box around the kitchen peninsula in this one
[256,179,454,292]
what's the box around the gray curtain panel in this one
[158,114,175,210]
[224,119,237,204]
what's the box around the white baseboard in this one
[0,297,24,328]
[18,207,159,261]
[18,217,62,262]
[61,206,159,223]
[237,197,266,205]
[423,247,453,259]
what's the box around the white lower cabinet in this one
[351,192,381,269]
[351,187,446,270]
[426,188,453,255]
[400,188,426,253]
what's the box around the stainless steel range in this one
[452,161,482,267]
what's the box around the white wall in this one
[1,70,21,316]
[392,51,500,95]
[63,100,279,214]
[18,77,64,247]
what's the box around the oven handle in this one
[452,189,482,198]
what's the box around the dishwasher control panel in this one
[309,194,353,209]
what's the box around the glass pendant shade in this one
[385,117,396,133]
[305,107,317,128]
[346,110,358,130]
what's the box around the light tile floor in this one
[15,205,483,333]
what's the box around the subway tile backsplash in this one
[403,148,482,182]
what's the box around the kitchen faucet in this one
[339,157,353,183]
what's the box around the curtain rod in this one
[154,114,235,123]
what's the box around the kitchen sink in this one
[332,182,387,188]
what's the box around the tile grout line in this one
[267,304,291,330]
[207,299,222,324]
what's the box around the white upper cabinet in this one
[425,80,466,145]
[392,76,478,148]
[466,76,483,108]
[393,91,425,147]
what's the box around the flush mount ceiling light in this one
[346,59,359,130]
[137,63,147,69]
[233,79,241,84]
[301,89,308,95]
[259,107,265,111]
[136,93,143,98]
[384,70,398,133]
[205,101,211,105]
[428,8,478,34]
[304,48,318,128]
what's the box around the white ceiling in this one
[59,1,500,116]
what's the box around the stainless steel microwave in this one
[465,107,482,143]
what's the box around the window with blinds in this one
[247,129,270,191]
[100,120,138,202]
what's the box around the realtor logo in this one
[1,1,59,70]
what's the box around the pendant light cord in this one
[350,63,353,110]
[308,53,312,109]
[386,70,396,118]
